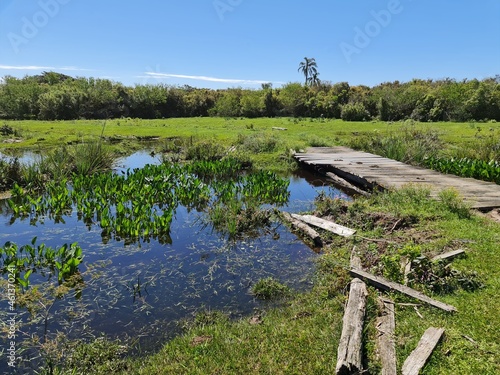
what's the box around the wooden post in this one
[349,268,457,313]
[376,298,397,375]
[336,278,368,375]
[402,327,445,375]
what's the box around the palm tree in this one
[308,71,321,87]
[298,57,318,86]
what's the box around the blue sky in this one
[0,0,499,89]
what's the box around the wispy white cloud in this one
[0,65,93,71]
[0,65,53,70]
[142,72,282,85]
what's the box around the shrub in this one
[340,103,370,121]
[437,189,472,219]
[237,133,281,153]
[185,140,226,161]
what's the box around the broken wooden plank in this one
[291,214,356,237]
[280,211,323,247]
[326,172,371,197]
[432,249,465,262]
[336,278,368,375]
[376,298,397,375]
[401,327,445,375]
[350,246,362,269]
[400,257,412,285]
[349,269,457,312]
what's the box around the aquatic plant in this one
[8,160,290,244]
[0,237,83,287]
[425,156,500,184]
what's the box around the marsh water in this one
[0,151,350,371]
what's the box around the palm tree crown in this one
[298,57,318,86]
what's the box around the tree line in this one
[0,71,499,122]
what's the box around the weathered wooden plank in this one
[376,298,397,375]
[326,172,371,197]
[432,249,465,262]
[280,211,323,247]
[349,268,457,312]
[401,327,445,375]
[336,278,368,375]
[291,214,356,237]
[350,246,362,269]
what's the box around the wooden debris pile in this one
[278,213,460,374]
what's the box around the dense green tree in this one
[278,83,307,117]
[209,89,242,117]
[240,90,264,118]
[0,72,499,121]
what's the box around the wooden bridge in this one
[294,147,500,211]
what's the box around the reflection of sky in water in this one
[0,151,351,371]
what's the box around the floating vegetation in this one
[7,159,290,244]
[0,238,83,287]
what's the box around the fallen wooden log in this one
[376,298,397,375]
[280,211,323,247]
[272,126,287,131]
[326,172,371,197]
[349,269,457,313]
[336,278,367,375]
[401,327,445,375]
[432,249,465,262]
[291,214,356,237]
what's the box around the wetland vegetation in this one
[0,74,499,374]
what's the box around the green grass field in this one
[2,117,498,152]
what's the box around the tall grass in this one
[348,120,442,165]
[72,141,115,175]
[0,157,23,190]
[453,128,500,162]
